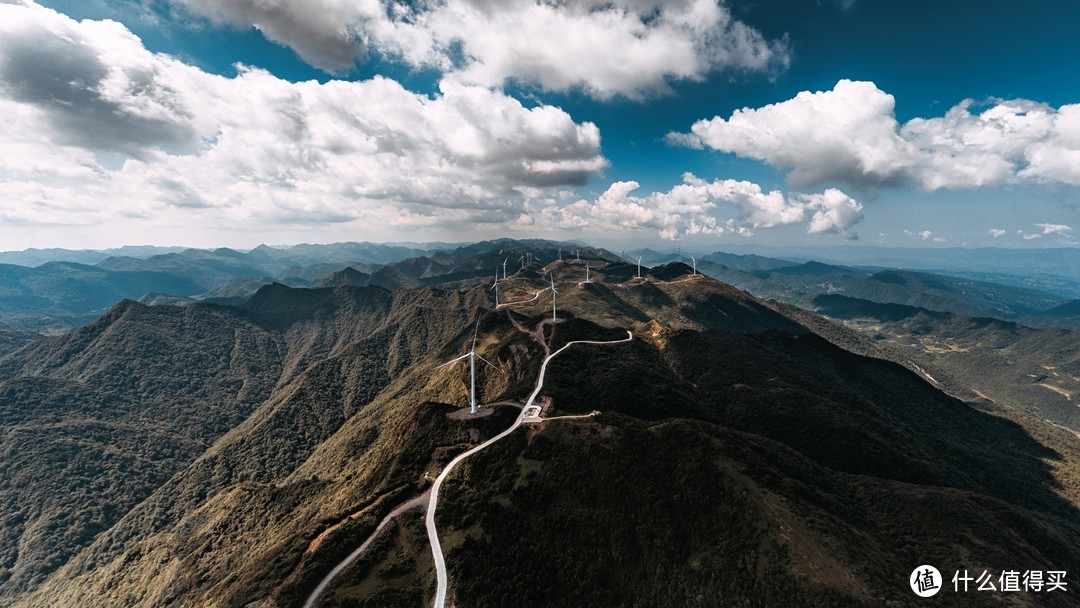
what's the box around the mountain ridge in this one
[0,250,1077,607]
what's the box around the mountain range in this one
[0,241,1077,607]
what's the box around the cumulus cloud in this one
[1035,222,1072,235]
[0,2,606,236]
[801,188,864,235]
[533,173,863,239]
[669,80,915,187]
[671,79,1080,190]
[170,0,789,99]
[988,228,1006,238]
[0,8,210,155]
[173,0,371,72]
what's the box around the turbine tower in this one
[558,247,562,261]
[519,254,526,270]
[637,256,642,279]
[439,317,497,414]
[502,257,508,279]
[691,256,698,276]
[585,262,590,283]
[490,272,500,306]
[549,274,559,320]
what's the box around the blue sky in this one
[1,0,1077,250]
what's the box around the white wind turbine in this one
[439,317,497,414]
[490,271,500,306]
[691,256,698,276]
[558,247,563,261]
[549,274,559,320]
[519,254,526,270]
[637,256,643,279]
[585,262,591,283]
[502,257,508,279]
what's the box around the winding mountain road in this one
[496,288,547,308]
[303,492,430,608]
[426,329,633,608]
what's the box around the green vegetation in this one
[0,252,1076,608]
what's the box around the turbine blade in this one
[438,353,471,368]
[475,354,498,369]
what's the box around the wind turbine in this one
[439,317,496,414]
[549,274,558,320]
[519,254,526,270]
[691,256,698,276]
[558,247,562,261]
[575,248,580,261]
[502,257,508,279]
[637,256,643,279]
[585,262,590,283]
[490,272,500,306]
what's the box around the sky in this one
[0,0,1077,251]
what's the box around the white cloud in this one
[1035,222,1072,235]
[672,79,1080,190]
[670,80,915,187]
[988,228,1006,238]
[801,188,864,235]
[534,173,862,239]
[918,230,933,240]
[172,0,373,72]
[170,0,789,99]
[0,2,606,240]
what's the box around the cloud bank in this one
[531,173,863,240]
[0,1,606,234]
[171,0,789,99]
[672,79,1080,190]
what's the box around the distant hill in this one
[0,246,186,267]
[314,267,371,288]
[0,239,606,332]
[702,250,796,272]
[701,244,1080,292]
[811,293,1080,429]
[0,262,204,332]
[701,260,1067,320]
[1043,298,1080,317]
